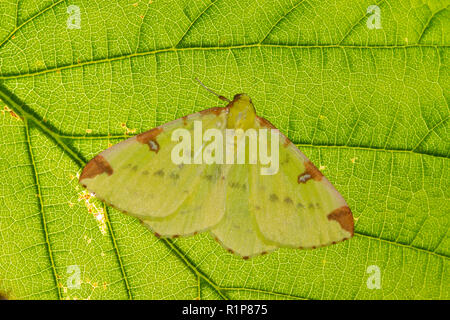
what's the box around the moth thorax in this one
[227,94,256,130]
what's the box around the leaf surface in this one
[0,0,448,299]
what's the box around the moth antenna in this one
[195,78,231,102]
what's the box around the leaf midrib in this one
[1,43,447,80]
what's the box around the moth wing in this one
[142,162,228,236]
[79,107,229,229]
[250,117,354,248]
[210,164,278,258]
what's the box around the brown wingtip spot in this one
[227,248,234,254]
[136,127,163,152]
[79,155,113,181]
[298,161,323,184]
[172,235,180,239]
[327,206,354,236]
[242,256,249,260]
[154,232,161,238]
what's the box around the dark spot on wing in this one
[284,197,293,204]
[136,127,163,153]
[154,169,164,177]
[170,172,180,180]
[298,161,323,184]
[298,173,312,183]
[269,194,279,202]
[230,182,241,189]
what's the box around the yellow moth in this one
[80,84,354,259]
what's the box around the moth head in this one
[227,93,256,130]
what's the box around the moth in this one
[79,83,354,259]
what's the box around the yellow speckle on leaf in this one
[319,114,326,120]
[319,165,326,171]
[120,122,136,135]
[78,190,107,234]
[350,157,358,164]
[85,129,92,134]
[2,106,23,121]
[34,60,44,68]
[83,235,92,244]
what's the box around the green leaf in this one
[0,0,448,300]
